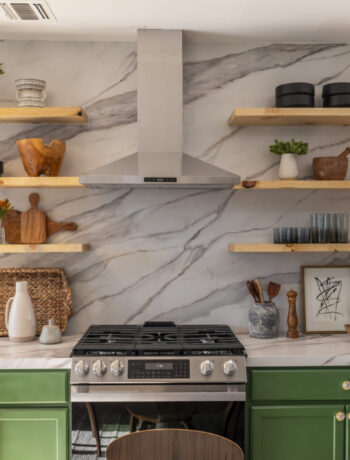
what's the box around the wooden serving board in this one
[2,193,78,244]
[21,193,47,244]
[2,209,22,243]
[46,217,77,238]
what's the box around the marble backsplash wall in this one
[0,40,350,334]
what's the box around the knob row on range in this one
[75,359,124,377]
[75,359,237,377]
[200,359,237,376]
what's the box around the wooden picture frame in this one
[302,265,350,334]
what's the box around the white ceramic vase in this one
[5,281,36,343]
[279,153,299,180]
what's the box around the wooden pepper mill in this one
[287,290,299,339]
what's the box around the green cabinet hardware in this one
[0,370,69,405]
[250,368,350,401]
[251,405,344,460]
[0,407,69,460]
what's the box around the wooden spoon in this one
[267,281,281,302]
[247,281,259,302]
[254,279,265,304]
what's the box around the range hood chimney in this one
[80,29,240,189]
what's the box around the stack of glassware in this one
[310,213,348,243]
[273,213,349,244]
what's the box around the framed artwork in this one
[302,265,350,334]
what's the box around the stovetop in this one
[71,322,246,357]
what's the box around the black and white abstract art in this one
[303,266,350,333]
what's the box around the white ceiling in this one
[0,0,349,43]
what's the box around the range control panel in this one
[128,359,190,379]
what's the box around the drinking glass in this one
[315,213,332,243]
[273,228,283,244]
[329,214,337,243]
[283,227,292,244]
[291,228,298,244]
[336,213,349,243]
[297,227,310,243]
[310,214,318,243]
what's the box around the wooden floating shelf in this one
[0,244,89,253]
[228,244,350,253]
[0,107,88,124]
[0,177,85,188]
[228,108,350,126]
[233,180,350,190]
[1,178,349,190]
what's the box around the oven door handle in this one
[71,384,246,402]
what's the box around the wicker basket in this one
[0,268,73,336]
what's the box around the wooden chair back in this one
[106,428,244,460]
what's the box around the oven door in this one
[71,383,246,402]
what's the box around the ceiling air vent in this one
[0,1,56,20]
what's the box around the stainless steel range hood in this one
[80,29,240,189]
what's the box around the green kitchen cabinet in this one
[251,405,345,460]
[0,407,69,460]
[0,370,71,460]
[247,368,350,460]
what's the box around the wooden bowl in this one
[17,138,66,177]
[313,156,348,180]
[344,324,350,335]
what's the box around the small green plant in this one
[0,199,11,219]
[269,138,308,156]
[0,63,4,76]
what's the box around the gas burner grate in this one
[71,323,246,357]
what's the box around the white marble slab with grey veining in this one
[0,334,80,369]
[1,333,350,369]
[0,42,350,335]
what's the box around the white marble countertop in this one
[1,332,350,369]
[240,334,350,367]
[0,334,80,369]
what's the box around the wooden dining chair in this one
[106,428,244,460]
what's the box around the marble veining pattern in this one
[2,334,350,368]
[0,42,350,333]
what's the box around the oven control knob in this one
[200,360,214,376]
[75,360,89,376]
[93,360,107,377]
[110,359,124,376]
[223,360,238,376]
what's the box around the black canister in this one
[275,82,315,107]
[322,82,350,107]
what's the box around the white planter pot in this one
[279,153,299,180]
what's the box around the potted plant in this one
[0,63,4,76]
[269,138,308,180]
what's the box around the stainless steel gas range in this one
[70,322,247,402]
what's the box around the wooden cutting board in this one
[20,193,47,244]
[2,209,22,243]
[46,217,77,238]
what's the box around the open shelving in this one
[0,177,84,188]
[233,180,350,190]
[0,107,88,124]
[228,107,350,126]
[0,244,90,253]
[228,244,350,253]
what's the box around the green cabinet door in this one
[0,407,69,460]
[251,405,345,460]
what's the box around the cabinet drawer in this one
[250,368,350,401]
[0,370,69,404]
